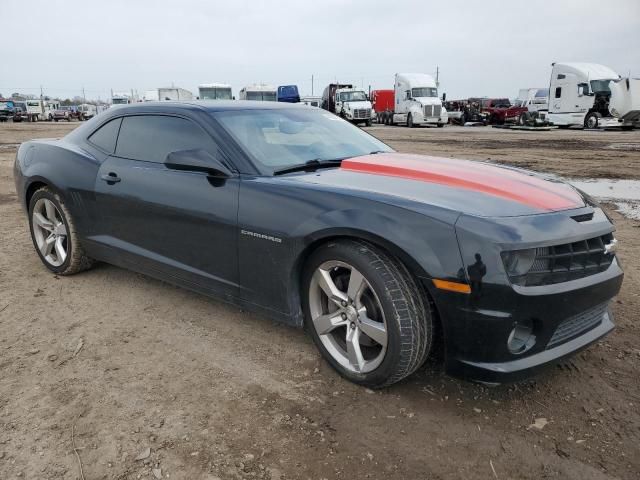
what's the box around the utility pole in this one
[82,87,86,104]
[435,66,440,88]
[311,74,314,96]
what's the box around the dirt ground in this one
[1,122,639,480]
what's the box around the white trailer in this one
[547,62,633,129]
[198,83,232,100]
[239,84,277,101]
[386,73,447,127]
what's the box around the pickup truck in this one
[52,106,78,122]
[481,98,528,125]
[0,100,14,122]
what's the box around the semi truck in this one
[370,89,394,123]
[547,62,635,129]
[380,73,447,127]
[198,83,233,100]
[321,83,374,126]
[239,84,277,101]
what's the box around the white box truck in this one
[382,73,447,127]
[239,84,277,101]
[547,62,634,129]
[198,83,233,100]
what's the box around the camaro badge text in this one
[241,230,283,243]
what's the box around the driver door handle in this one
[101,172,121,183]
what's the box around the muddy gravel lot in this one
[1,122,639,480]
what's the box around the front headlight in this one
[501,249,536,277]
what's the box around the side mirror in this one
[165,149,233,178]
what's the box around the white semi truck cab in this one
[391,73,447,127]
[334,87,374,125]
[547,62,634,129]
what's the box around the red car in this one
[481,98,528,125]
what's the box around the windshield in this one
[213,108,392,173]
[246,91,277,101]
[339,91,368,102]
[200,88,232,100]
[411,87,437,98]
[590,79,614,94]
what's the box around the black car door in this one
[93,114,240,298]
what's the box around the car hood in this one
[279,153,586,217]
[343,101,371,109]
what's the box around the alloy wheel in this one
[308,260,388,373]
[32,198,68,267]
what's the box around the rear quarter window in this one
[88,117,122,154]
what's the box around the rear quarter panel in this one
[15,138,106,238]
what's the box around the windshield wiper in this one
[273,159,343,176]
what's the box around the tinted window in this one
[115,115,216,163]
[555,87,562,98]
[88,117,122,153]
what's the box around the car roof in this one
[110,100,306,114]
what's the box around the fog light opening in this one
[507,321,536,355]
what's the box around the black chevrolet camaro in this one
[14,101,623,387]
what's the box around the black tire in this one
[54,118,59,122]
[365,119,372,127]
[302,240,433,388]
[437,123,444,128]
[584,112,600,129]
[28,187,95,275]
[407,113,414,128]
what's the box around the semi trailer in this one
[239,84,277,101]
[370,89,394,123]
[198,83,233,100]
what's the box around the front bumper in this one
[430,260,622,383]
[429,206,623,383]
[452,308,614,383]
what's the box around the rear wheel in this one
[302,240,432,388]
[28,187,95,275]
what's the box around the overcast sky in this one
[3,0,639,101]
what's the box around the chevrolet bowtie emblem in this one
[604,238,618,255]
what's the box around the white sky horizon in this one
[3,0,639,102]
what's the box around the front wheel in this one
[302,240,433,388]
[584,112,600,129]
[28,187,95,275]
[407,113,414,128]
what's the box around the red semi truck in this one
[370,89,394,123]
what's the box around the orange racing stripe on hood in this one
[340,154,584,211]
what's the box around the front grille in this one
[353,108,371,119]
[519,233,615,286]
[423,105,442,118]
[547,302,608,348]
